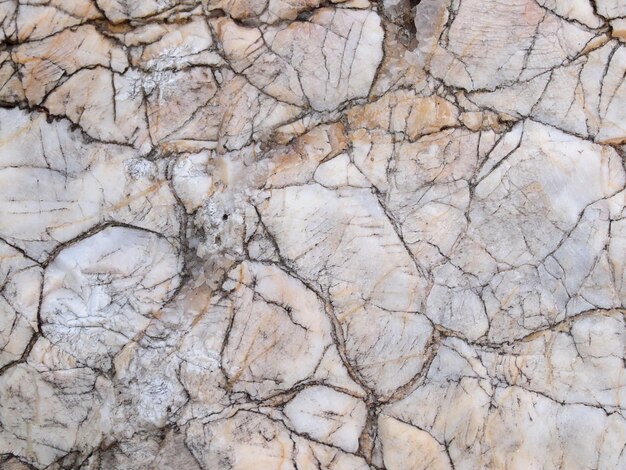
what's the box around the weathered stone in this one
[2,1,626,468]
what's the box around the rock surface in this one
[1,0,625,468]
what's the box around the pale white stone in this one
[609,217,626,303]
[171,151,215,212]
[347,91,460,140]
[260,184,433,396]
[535,0,604,28]
[309,345,367,396]
[596,0,626,19]
[44,67,151,148]
[13,25,128,105]
[314,153,370,188]
[0,339,114,467]
[267,9,384,111]
[426,263,489,341]
[293,439,371,469]
[266,123,348,188]
[350,128,394,192]
[175,289,231,418]
[0,243,41,368]
[187,411,296,469]
[469,41,626,145]
[220,261,333,397]
[40,226,181,369]
[464,120,625,341]
[612,18,626,41]
[284,385,367,452]
[0,108,180,261]
[426,0,597,90]
[481,311,626,410]
[484,386,626,470]
[95,0,201,23]
[14,0,101,41]
[379,415,453,470]
[133,18,221,71]
[2,0,626,467]
[215,18,306,106]
[384,338,493,468]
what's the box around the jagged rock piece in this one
[15,0,102,41]
[40,226,181,369]
[130,17,221,71]
[95,0,202,23]
[469,41,626,144]
[13,25,128,105]
[378,415,453,470]
[595,0,626,19]
[612,18,626,41]
[481,310,626,410]
[0,1,17,42]
[44,67,151,148]
[186,411,296,468]
[157,73,301,152]
[467,120,625,341]
[0,108,180,261]
[265,122,348,188]
[535,0,604,28]
[259,184,433,396]
[284,385,367,452]
[145,66,219,145]
[347,90,459,141]
[314,153,370,188]
[383,338,493,468]
[266,8,384,111]
[171,151,216,213]
[220,261,333,397]
[214,18,307,107]
[425,0,597,90]
[0,243,41,369]
[0,51,25,103]
[0,338,114,467]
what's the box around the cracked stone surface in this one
[1,0,626,468]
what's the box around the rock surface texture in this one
[1,0,626,468]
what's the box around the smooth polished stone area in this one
[1,0,626,469]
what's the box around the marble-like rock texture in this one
[1,0,626,468]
